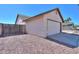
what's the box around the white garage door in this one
[47,20,60,36]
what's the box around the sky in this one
[0,4,79,25]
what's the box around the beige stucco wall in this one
[16,15,29,25]
[16,18,26,25]
[25,10,62,37]
[44,10,62,22]
[26,15,47,37]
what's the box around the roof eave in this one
[23,8,64,22]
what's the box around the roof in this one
[15,14,30,24]
[23,8,64,22]
[63,22,73,26]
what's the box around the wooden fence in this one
[0,24,26,37]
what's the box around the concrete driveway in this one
[47,32,79,48]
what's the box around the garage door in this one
[47,20,60,36]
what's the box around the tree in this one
[64,17,72,23]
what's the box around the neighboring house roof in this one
[23,8,64,22]
[62,22,74,30]
[63,22,73,26]
[15,14,30,24]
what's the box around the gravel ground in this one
[0,34,79,54]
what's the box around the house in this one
[62,22,74,30]
[62,18,79,34]
[76,25,79,30]
[62,21,74,32]
[23,8,64,38]
[62,17,74,30]
[62,18,75,33]
[74,25,79,34]
[15,14,30,25]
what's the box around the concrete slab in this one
[47,32,79,48]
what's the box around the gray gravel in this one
[0,34,79,54]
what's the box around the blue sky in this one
[0,4,79,25]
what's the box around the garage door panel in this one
[48,20,60,35]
